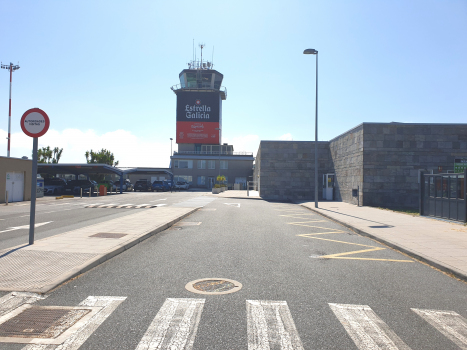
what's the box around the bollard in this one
[80,188,82,198]
[5,191,8,205]
[89,187,91,197]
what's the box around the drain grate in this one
[185,278,242,295]
[89,233,127,239]
[0,306,90,339]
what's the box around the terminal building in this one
[170,56,254,189]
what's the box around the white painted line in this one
[40,211,57,214]
[329,303,411,350]
[116,203,133,208]
[20,296,127,350]
[135,298,205,350]
[412,308,467,348]
[150,199,167,202]
[135,204,151,208]
[0,292,46,318]
[246,300,304,350]
[0,221,53,234]
[155,204,166,207]
[224,203,240,208]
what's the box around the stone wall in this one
[361,123,467,209]
[329,124,364,205]
[257,141,333,200]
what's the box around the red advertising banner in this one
[176,121,220,144]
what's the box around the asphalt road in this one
[0,190,210,251]
[1,197,467,349]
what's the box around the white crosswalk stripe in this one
[246,300,304,350]
[135,298,205,350]
[329,303,412,350]
[0,292,46,317]
[412,308,467,349]
[21,296,126,350]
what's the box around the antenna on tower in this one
[199,43,205,68]
[192,39,195,63]
[212,46,214,69]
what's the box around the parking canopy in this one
[120,167,173,179]
[38,163,123,177]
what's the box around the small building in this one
[0,156,33,203]
[170,143,254,189]
[254,122,467,209]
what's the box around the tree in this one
[37,146,63,164]
[85,149,119,166]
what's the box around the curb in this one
[26,207,199,294]
[300,204,467,283]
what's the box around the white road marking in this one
[135,298,205,350]
[21,296,126,350]
[246,300,304,350]
[412,308,467,349]
[150,198,167,202]
[0,221,53,234]
[0,292,46,317]
[329,303,411,350]
[116,203,133,208]
[135,204,151,208]
[155,204,166,207]
[224,203,240,208]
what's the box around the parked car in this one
[44,178,67,195]
[152,180,170,192]
[64,180,99,195]
[115,179,134,192]
[134,179,153,192]
[175,181,190,190]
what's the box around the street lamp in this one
[303,48,318,208]
[1,62,20,157]
[170,138,173,156]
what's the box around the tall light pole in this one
[303,49,318,208]
[1,62,20,157]
[170,138,173,156]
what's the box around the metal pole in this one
[5,190,8,205]
[8,65,12,157]
[29,137,38,245]
[314,53,318,208]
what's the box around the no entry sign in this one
[21,108,50,138]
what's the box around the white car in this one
[175,181,190,190]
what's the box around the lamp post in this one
[303,48,318,208]
[170,138,173,189]
[170,138,173,157]
[1,62,20,157]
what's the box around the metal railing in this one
[173,151,253,156]
[170,84,227,99]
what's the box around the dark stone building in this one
[254,123,467,209]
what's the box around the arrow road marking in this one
[224,203,240,207]
[0,221,53,234]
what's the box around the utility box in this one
[99,185,107,196]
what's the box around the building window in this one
[220,160,228,169]
[198,160,206,169]
[208,160,215,169]
[198,176,206,185]
[175,160,193,169]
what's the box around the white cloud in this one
[223,134,260,156]
[278,133,293,140]
[0,128,172,168]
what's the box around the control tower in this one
[171,59,227,146]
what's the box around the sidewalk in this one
[297,201,467,281]
[0,206,197,293]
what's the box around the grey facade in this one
[255,123,467,209]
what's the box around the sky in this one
[1,0,466,167]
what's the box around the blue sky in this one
[1,0,466,166]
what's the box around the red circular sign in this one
[20,108,50,138]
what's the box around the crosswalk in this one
[85,203,167,209]
[0,293,466,349]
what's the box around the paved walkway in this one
[0,206,197,293]
[297,201,467,281]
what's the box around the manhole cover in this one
[185,278,242,295]
[90,233,127,239]
[0,306,90,339]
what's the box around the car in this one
[152,180,170,192]
[175,181,190,190]
[134,179,153,192]
[44,178,67,195]
[115,179,134,192]
[64,180,99,195]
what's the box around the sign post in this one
[20,108,50,245]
